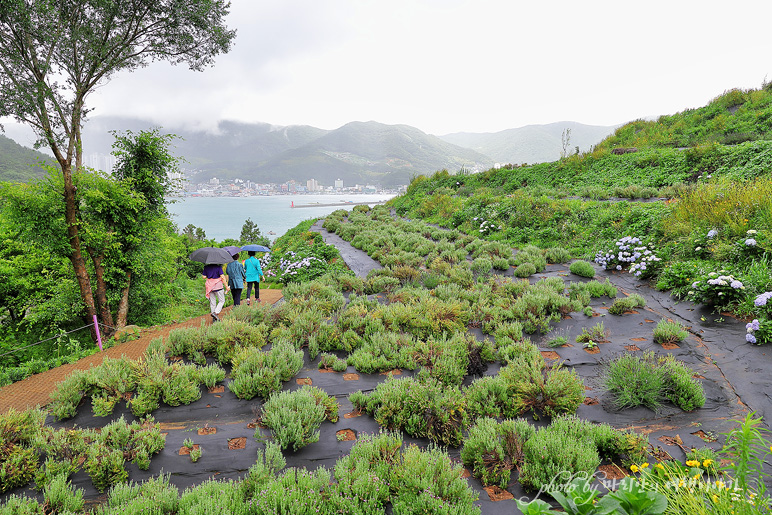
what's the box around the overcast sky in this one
[9,0,772,138]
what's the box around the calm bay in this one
[166,193,397,242]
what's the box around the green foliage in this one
[239,217,271,247]
[42,474,85,514]
[576,322,609,343]
[351,376,468,447]
[652,319,689,345]
[460,417,534,488]
[228,342,303,400]
[515,262,537,278]
[519,424,601,492]
[260,386,339,451]
[569,260,596,278]
[608,294,647,315]
[604,351,705,412]
[390,444,480,514]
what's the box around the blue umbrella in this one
[242,244,270,253]
[222,245,242,256]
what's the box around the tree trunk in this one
[62,161,98,335]
[116,270,132,329]
[88,248,116,335]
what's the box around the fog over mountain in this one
[1,117,618,186]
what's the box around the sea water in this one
[166,193,397,242]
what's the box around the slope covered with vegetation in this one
[390,85,772,326]
[0,135,53,183]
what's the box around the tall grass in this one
[663,176,772,239]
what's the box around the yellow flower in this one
[686,460,700,467]
[630,465,639,473]
[678,479,685,488]
[655,463,664,470]
[716,480,725,489]
[713,494,718,503]
[703,459,713,467]
[641,462,649,469]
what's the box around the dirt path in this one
[0,289,283,414]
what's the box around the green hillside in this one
[0,134,53,183]
[598,86,772,150]
[389,85,772,326]
[400,86,772,201]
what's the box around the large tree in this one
[0,0,235,330]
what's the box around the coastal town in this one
[180,175,407,197]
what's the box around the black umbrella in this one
[189,247,235,264]
[241,244,270,253]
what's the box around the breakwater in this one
[291,200,387,208]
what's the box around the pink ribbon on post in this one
[93,315,103,351]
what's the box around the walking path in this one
[0,289,283,414]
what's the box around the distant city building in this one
[334,178,344,189]
[209,177,220,185]
[307,178,320,192]
[85,153,117,173]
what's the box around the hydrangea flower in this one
[745,238,757,247]
[747,320,760,332]
[755,292,772,307]
[747,333,757,344]
[707,229,718,239]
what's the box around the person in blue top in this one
[225,252,246,306]
[244,250,264,305]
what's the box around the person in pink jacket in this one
[202,263,229,321]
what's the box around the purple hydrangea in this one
[754,292,772,307]
[747,333,757,344]
[745,238,757,247]
[707,229,718,239]
[747,319,760,332]
[730,280,744,289]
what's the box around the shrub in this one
[604,351,705,412]
[42,474,84,514]
[498,356,584,419]
[318,352,348,372]
[575,322,609,343]
[608,293,647,315]
[687,270,746,310]
[594,235,661,278]
[228,342,303,400]
[545,247,572,264]
[460,417,534,488]
[659,354,706,411]
[514,262,537,278]
[569,260,596,278]
[260,386,339,451]
[653,319,689,345]
[471,257,493,276]
[350,376,468,447]
[519,420,601,492]
[390,444,480,514]
[604,352,664,411]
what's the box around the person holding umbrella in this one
[243,250,265,305]
[203,263,229,322]
[189,247,233,323]
[225,251,246,306]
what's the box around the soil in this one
[335,429,356,441]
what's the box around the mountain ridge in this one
[0,117,618,186]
